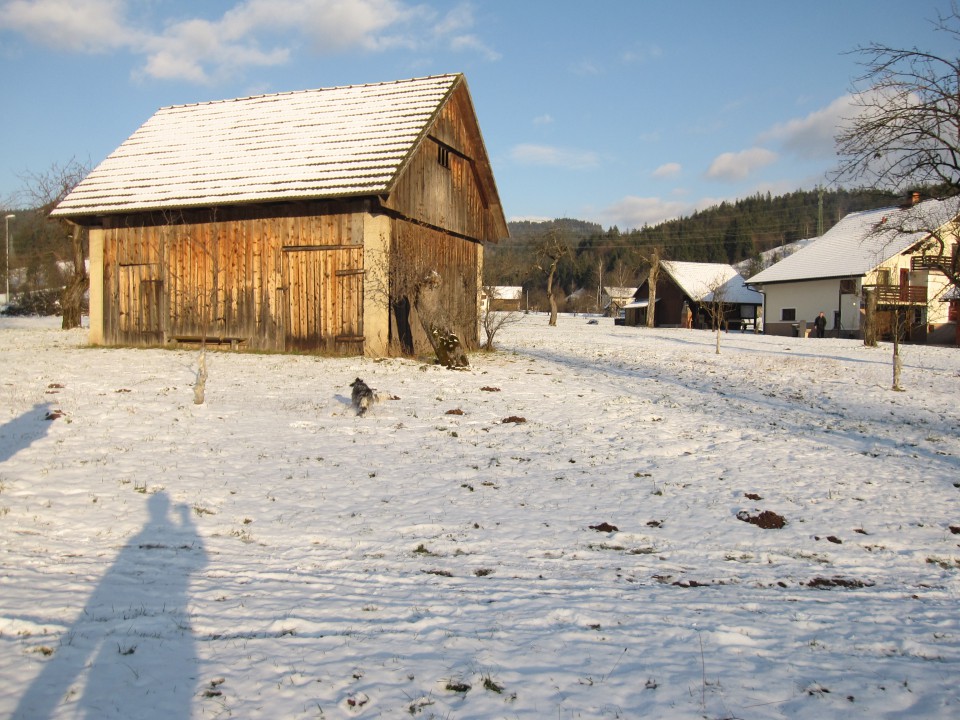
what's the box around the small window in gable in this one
[437,144,450,169]
[781,308,796,322]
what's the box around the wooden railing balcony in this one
[911,254,951,270]
[863,284,928,304]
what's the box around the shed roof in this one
[489,286,523,300]
[661,261,763,305]
[747,198,959,285]
[603,286,638,298]
[52,74,468,217]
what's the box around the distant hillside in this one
[491,188,912,294]
[506,217,603,243]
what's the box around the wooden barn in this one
[51,74,508,356]
[626,261,763,329]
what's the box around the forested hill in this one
[490,187,906,289]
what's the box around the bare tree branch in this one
[833,6,960,197]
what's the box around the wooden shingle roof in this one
[52,74,463,217]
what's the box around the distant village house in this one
[483,286,523,312]
[625,261,762,330]
[747,196,959,343]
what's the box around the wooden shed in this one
[627,261,762,329]
[51,74,508,356]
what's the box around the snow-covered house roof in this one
[489,286,522,301]
[603,287,638,299]
[52,74,464,217]
[703,274,765,305]
[747,198,960,285]
[662,261,763,305]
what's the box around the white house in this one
[483,286,523,312]
[601,287,638,317]
[748,198,959,341]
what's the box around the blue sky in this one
[0,0,955,230]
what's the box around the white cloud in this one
[652,162,682,179]
[603,195,691,229]
[620,43,662,64]
[448,33,500,61]
[532,114,554,126]
[433,3,500,60]
[1,0,498,83]
[2,0,137,52]
[759,94,856,159]
[570,59,601,76]
[706,148,777,182]
[510,143,599,170]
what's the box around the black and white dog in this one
[350,377,380,416]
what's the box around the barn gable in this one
[52,74,507,356]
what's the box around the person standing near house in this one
[681,302,692,329]
[814,311,827,338]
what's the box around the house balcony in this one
[911,254,950,270]
[863,284,928,304]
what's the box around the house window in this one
[781,308,796,322]
[437,144,450,169]
[839,278,857,294]
[876,268,891,286]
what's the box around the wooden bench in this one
[169,335,247,350]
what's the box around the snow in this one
[1,314,958,719]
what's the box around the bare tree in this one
[18,160,90,328]
[702,275,732,354]
[863,286,879,347]
[833,5,960,293]
[637,245,663,328]
[608,258,637,291]
[480,285,521,350]
[534,229,571,326]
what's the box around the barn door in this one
[118,264,163,341]
[282,245,364,353]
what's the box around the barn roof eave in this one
[49,190,392,221]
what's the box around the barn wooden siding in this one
[103,202,374,353]
[390,218,480,355]
[101,199,482,355]
[384,83,499,245]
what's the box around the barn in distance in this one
[52,74,508,356]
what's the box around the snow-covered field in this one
[1,314,958,719]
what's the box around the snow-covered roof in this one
[603,287,638,298]
[489,286,522,300]
[52,74,461,217]
[703,274,765,305]
[747,198,959,285]
[661,261,762,304]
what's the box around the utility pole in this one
[4,214,14,304]
[597,260,602,311]
[817,186,824,237]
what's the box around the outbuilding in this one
[52,74,508,356]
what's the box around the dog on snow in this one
[350,377,380,416]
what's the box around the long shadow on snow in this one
[0,402,58,464]
[622,328,948,373]
[12,491,208,720]
[512,343,960,479]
